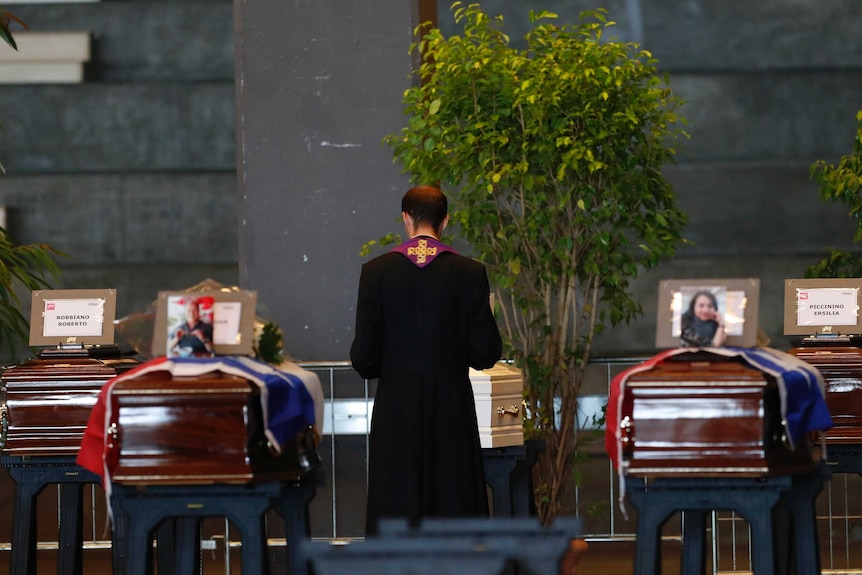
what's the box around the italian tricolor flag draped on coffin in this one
[604,346,833,501]
[76,355,317,484]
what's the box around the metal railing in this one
[297,358,862,574]
[2,357,861,574]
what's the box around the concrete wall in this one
[234,0,419,360]
[438,1,862,353]
[0,1,237,348]
[0,0,859,360]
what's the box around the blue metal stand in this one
[110,470,323,575]
[110,482,281,575]
[626,472,824,575]
[1,455,101,575]
[268,473,322,575]
[482,440,543,517]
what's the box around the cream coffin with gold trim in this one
[470,362,524,448]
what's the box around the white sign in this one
[796,288,858,327]
[42,298,105,337]
[213,301,243,345]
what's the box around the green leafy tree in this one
[0,228,63,358]
[806,110,862,278]
[385,3,688,522]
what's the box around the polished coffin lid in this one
[106,370,318,485]
[620,355,817,477]
[789,344,862,444]
[0,347,140,456]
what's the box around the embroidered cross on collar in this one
[391,236,457,268]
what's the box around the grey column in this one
[233,0,430,359]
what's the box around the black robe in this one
[350,246,502,534]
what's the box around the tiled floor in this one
[0,539,666,574]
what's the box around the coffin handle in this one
[778,419,793,451]
[107,423,118,451]
[0,404,7,449]
[497,405,520,418]
[620,415,635,457]
[106,422,120,469]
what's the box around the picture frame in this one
[151,289,257,357]
[29,288,117,347]
[655,278,760,349]
[783,278,862,336]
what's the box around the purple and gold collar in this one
[391,236,457,268]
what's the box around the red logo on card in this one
[47,303,55,310]
[799,292,808,300]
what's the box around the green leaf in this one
[807,109,862,277]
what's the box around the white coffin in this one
[470,362,524,448]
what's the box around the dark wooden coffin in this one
[105,370,318,484]
[789,344,862,444]
[0,346,141,456]
[620,354,816,477]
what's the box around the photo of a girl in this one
[679,289,727,348]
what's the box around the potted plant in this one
[384,3,688,522]
[806,110,862,278]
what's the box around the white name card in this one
[796,288,859,327]
[42,297,105,337]
[213,301,243,345]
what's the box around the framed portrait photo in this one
[29,289,117,347]
[783,278,862,336]
[655,278,760,349]
[151,289,257,357]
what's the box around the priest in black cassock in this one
[350,185,503,535]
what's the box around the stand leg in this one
[173,518,201,575]
[125,518,156,575]
[111,498,128,575]
[509,460,532,517]
[223,493,274,575]
[272,483,317,575]
[57,483,85,575]
[746,509,777,575]
[8,469,40,575]
[779,467,825,575]
[482,457,517,517]
[155,520,176,575]
[680,510,707,575]
[238,516,268,575]
[628,492,672,575]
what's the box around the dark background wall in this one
[233,0,422,361]
[434,1,862,354]
[0,0,859,360]
[0,0,239,354]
